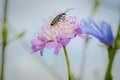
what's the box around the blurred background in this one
[0,0,120,80]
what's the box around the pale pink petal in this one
[31,45,41,53]
[54,43,62,55]
[74,27,82,34]
[78,34,92,39]
[45,41,56,48]
[40,48,44,56]
[31,39,44,45]
[60,38,70,46]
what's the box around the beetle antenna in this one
[64,8,74,13]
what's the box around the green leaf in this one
[8,30,26,43]
[16,30,26,38]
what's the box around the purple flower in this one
[81,18,114,46]
[31,16,87,56]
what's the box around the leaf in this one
[16,30,26,38]
[8,30,26,43]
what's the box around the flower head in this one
[31,16,86,55]
[81,18,114,46]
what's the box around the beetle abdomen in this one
[50,15,61,25]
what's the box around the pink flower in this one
[31,16,87,56]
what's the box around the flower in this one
[31,16,87,56]
[81,18,114,46]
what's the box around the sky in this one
[0,0,120,80]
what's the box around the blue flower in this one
[81,18,114,46]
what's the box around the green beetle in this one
[50,8,74,26]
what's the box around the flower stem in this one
[105,23,120,80]
[63,46,71,80]
[1,43,6,80]
[1,0,8,79]
[105,46,115,80]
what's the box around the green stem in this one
[105,47,115,80]
[1,43,6,80]
[105,22,120,80]
[63,46,71,80]
[4,0,8,22]
[1,0,8,80]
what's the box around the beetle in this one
[50,8,74,26]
